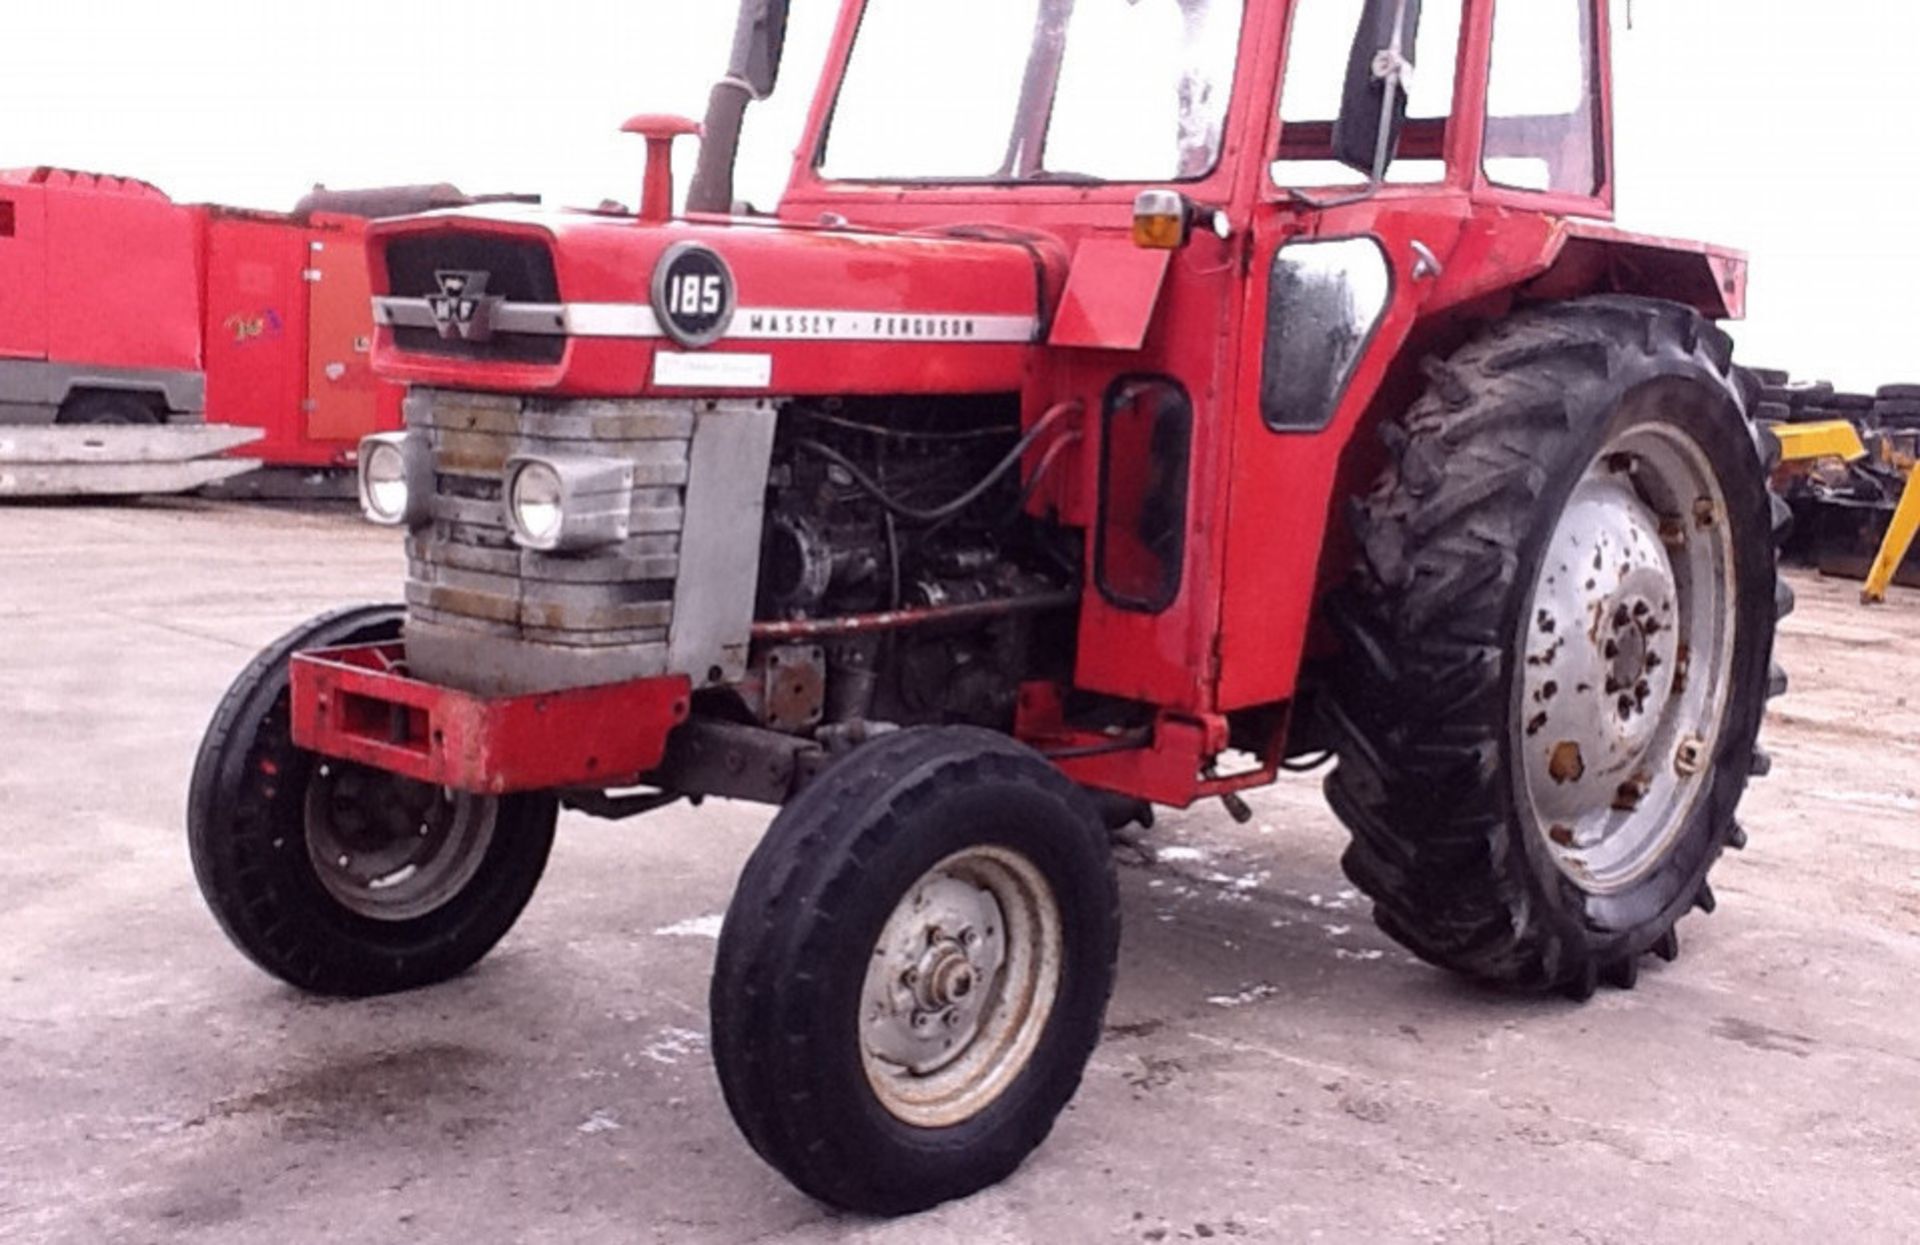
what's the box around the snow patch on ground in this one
[1156,846,1207,864]
[1207,983,1280,1009]
[641,1027,709,1066]
[654,914,725,939]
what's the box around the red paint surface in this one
[367,211,1052,397]
[1049,242,1171,351]
[0,169,397,464]
[201,212,311,458]
[0,168,198,374]
[290,643,691,796]
[200,209,402,466]
[622,114,703,223]
[304,214,401,449]
[343,0,1749,808]
[0,184,47,360]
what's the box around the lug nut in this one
[1675,734,1707,777]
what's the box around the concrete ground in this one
[2,500,1917,1245]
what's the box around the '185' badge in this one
[651,243,736,349]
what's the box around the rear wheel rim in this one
[303,762,498,922]
[1518,418,1736,895]
[859,845,1062,1128]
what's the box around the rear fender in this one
[1424,214,1747,322]
[1525,220,1747,321]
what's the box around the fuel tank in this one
[366,206,1057,399]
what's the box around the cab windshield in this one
[819,0,1246,184]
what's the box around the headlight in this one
[508,461,565,547]
[357,432,430,527]
[503,454,635,553]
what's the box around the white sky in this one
[4,1,1915,390]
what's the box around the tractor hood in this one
[366,205,1057,398]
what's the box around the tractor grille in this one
[405,389,689,694]
[402,388,778,697]
[383,235,565,365]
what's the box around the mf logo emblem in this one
[427,270,502,342]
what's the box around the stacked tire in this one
[1874,384,1920,430]
[1751,371,1879,427]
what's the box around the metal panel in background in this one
[0,183,48,362]
[201,213,312,463]
[41,177,200,374]
[305,217,398,447]
[0,424,262,497]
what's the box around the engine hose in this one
[795,402,1079,525]
[789,405,1021,443]
[925,429,1083,540]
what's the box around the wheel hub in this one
[864,874,1007,1076]
[1519,424,1735,893]
[304,762,498,922]
[859,846,1061,1128]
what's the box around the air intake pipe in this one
[687,0,791,215]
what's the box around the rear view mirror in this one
[1331,0,1423,177]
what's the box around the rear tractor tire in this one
[1325,296,1788,998]
[188,605,558,996]
[710,726,1119,1215]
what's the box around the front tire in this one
[188,605,558,996]
[710,727,1118,1215]
[1324,297,1789,997]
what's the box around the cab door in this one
[1214,0,1481,711]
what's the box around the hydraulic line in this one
[794,402,1079,525]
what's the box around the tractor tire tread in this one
[187,604,557,996]
[1322,295,1783,995]
[710,726,1118,1215]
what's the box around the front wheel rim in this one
[859,845,1063,1128]
[1518,418,1737,895]
[303,762,499,922]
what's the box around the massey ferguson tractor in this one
[188,0,1790,1214]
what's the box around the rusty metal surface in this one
[646,717,821,805]
[753,644,827,733]
[749,590,1079,641]
[289,641,691,795]
[401,388,765,696]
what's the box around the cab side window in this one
[1272,0,1464,187]
[1483,0,1603,195]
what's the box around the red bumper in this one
[289,642,691,795]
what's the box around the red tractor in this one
[189,0,1788,1214]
